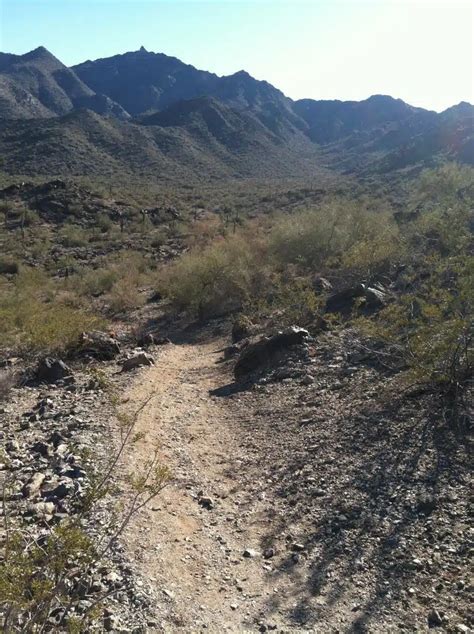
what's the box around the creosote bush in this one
[269,198,399,274]
[158,234,268,320]
[0,268,105,355]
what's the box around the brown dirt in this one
[121,339,275,632]
[119,335,472,633]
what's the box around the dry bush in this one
[269,198,398,274]
[158,234,268,320]
[0,268,105,356]
[107,275,145,314]
[186,213,223,248]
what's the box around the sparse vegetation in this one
[0,269,105,355]
[0,385,169,633]
[155,164,473,421]
[0,159,472,631]
[159,234,267,320]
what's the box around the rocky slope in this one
[0,46,472,181]
[0,47,129,120]
[0,106,324,181]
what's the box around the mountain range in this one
[0,46,472,181]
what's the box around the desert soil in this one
[119,336,472,633]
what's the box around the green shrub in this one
[95,212,112,233]
[356,256,473,417]
[158,235,266,319]
[107,274,145,314]
[0,269,105,355]
[80,267,118,297]
[270,199,398,273]
[341,229,404,281]
[59,225,89,248]
[247,277,322,328]
[405,164,473,257]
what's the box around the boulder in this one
[325,283,388,316]
[234,326,309,380]
[231,316,254,343]
[36,357,73,384]
[312,276,333,294]
[22,472,46,498]
[121,352,154,372]
[224,343,244,360]
[75,330,120,360]
[27,501,55,519]
[137,332,155,348]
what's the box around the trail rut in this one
[121,340,274,632]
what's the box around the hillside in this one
[0,105,325,181]
[0,46,472,181]
[0,46,129,120]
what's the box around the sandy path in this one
[120,340,273,632]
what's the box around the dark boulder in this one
[234,326,310,380]
[312,276,333,294]
[121,352,154,372]
[137,332,155,348]
[74,330,120,360]
[36,357,73,384]
[325,284,388,316]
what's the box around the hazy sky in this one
[0,0,472,111]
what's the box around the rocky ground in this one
[0,319,472,632]
[0,347,160,631]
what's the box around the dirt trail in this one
[121,340,275,632]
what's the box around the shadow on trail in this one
[141,311,233,346]
[251,386,470,630]
[210,381,250,397]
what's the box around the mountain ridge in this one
[0,46,472,180]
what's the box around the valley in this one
[0,39,472,634]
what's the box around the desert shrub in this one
[29,235,53,260]
[65,202,84,218]
[356,256,473,421]
[270,199,397,273]
[0,269,104,355]
[411,163,474,206]
[341,229,405,282]
[95,212,112,233]
[247,277,323,329]
[159,235,266,319]
[186,214,223,248]
[0,200,9,219]
[76,252,151,312]
[17,209,40,227]
[150,229,167,248]
[101,252,151,314]
[59,225,89,248]
[407,202,471,257]
[405,164,473,257]
[108,274,144,314]
[80,267,118,297]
